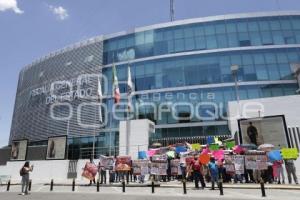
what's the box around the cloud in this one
[0,0,23,14]
[49,5,69,20]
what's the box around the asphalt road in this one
[1,185,300,200]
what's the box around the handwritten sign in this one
[281,148,299,159]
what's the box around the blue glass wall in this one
[104,16,300,64]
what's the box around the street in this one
[1,184,300,200]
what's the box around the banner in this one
[46,136,66,160]
[151,154,167,163]
[233,155,245,174]
[99,155,114,170]
[11,140,28,161]
[256,155,268,170]
[82,162,98,180]
[170,159,180,175]
[225,141,235,149]
[209,144,219,151]
[116,156,131,171]
[132,160,149,175]
[281,148,299,159]
[245,155,257,170]
[224,155,235,172]
[150,163,168,175]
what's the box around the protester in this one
[89,157,96,185]
[208,157,219,190]
[190,156,206,189]
[98,160,106,184]
[20,161,34,195]
[273,160,285,184]
[284,159,298,184]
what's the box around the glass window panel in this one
[135,32,145,45]
[261,31,273,45]
[242,55,253,65]
[267,64,280,80]
[261,87,272,97]
[292,18,300,29]
[280,19,292,30]
[217,34,228,48]
[238,32,250,40]
[272,31,285,45]
[256,65,269,80]
[174,38,185,52]
[295,30,300,43]
[167,40,174,53]
[276,53,288,63]
[271,87,283,96]
[174,28,184,39]
[195,36,206,50]
[237,22,248,32]
[270,20,281,30]
[259,21,270,31]
[230,55,242,65]
[253,54,265,65]
[184,27,194,38]
[117,39,126,49]
[278,64,292,79]
[243,65,256,81]
[249,32,262,45]
[164,29,174,40]
[185,37,195,51]
[287,52,299,62]
[228,34,238,47]
[215,23,226,34]
[264,53,277,64]
[248,88,260,99]
[205,24,215,35]
[154,30,164,42]
[126,36,134,47]
[145,31,154,43]
[248,21,259,31]
[226,23,237,33]
[194,25,205,36]
[206,35,217,49]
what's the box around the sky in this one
[1,0,300,147]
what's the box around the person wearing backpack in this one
[190,156,206,189]
[20,161,34,195]
[208,157,219,190]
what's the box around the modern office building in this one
[8,11,300,159]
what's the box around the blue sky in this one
[1,0,300,147]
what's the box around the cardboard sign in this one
[116,156,131,171]
[245,155,257,170]
[233,155,245,175]
[281,148,299,159]
[99,155,114,170]
[171,159,180,175]
[150,163,168,175]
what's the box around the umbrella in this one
[258,144,274,151]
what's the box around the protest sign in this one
[152,154,168,162]
[256,155,268,170]
[281,148,299,159]
[199,153,210,164]
[132,160,149,175]
[171,159,180,175]
[191,143,201,151]
[233,155,245,174]
[116,156,131,171]
[99,155,114,170]
[245,155,257,170]
[225,140,235,149]
[212,150,224,161]
[150,163,168,175]
[82,162,98,180]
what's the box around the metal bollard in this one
[50,179,54,191]
[151,180,155,194]
[122,180,125,193]
[72,179,75,192]
[219,179,224,196]
[6,180,11,191]
[183,179,187,195]
[260,179,266,197]
[97,180,100,192]
[28,180,32,191]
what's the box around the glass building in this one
[10,12,300,159]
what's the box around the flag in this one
[97,77,103,123]
[127,66,133,96]
[112,63,120,104]
[127,66,133,110]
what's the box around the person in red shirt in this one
[190,156,206,189]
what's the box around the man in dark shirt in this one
[247,122,258,145]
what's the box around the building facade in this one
[9,11,300,159]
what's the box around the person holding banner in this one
[190,156,206,189]
[208,157,219,190]
[284,159,298,184]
